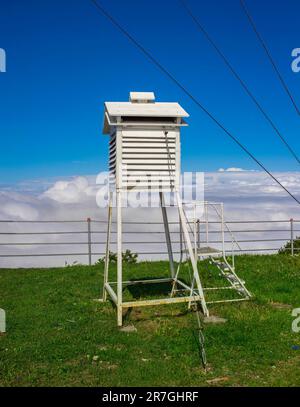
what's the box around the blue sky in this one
[0,0,300,184]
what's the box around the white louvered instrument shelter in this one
[103,92,189,191]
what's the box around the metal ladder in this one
[181,201,252,304]
[208,257,251,298]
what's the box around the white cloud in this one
[2,202,39,221]
[42,176,90,203]
[218,167,254,172]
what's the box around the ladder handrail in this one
[184,200,242,252]
[209,203,242,252]
[183,201,242,274]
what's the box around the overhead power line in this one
[240,0,300,116]
[90,0,300,206]
[180,0,300,166]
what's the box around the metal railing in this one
[0,218,299,266]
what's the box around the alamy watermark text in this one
[292,48,300,73]
[0,48,6,73]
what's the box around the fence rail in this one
[0,218,299,265]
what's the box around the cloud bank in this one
[0,171,299,268]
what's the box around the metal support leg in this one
[205,201,209,246]
[116,189,123,327]
[176,192,209,316]
[102,192,113,302]
[171,213,183,297]
[160,192,175,278]
[193,204,198,260]
[221,203,225,257]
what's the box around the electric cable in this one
[90,0,300,205]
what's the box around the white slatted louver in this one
[103,92,189,191]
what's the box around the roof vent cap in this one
[129,92,155,104]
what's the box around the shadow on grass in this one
[126,280,172,299]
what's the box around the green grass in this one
[1,254,300,387]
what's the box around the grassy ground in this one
[0,254,300,387]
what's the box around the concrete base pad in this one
[203,315,227,324]
[119,325,137,333]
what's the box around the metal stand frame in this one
[101,190,209,326]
